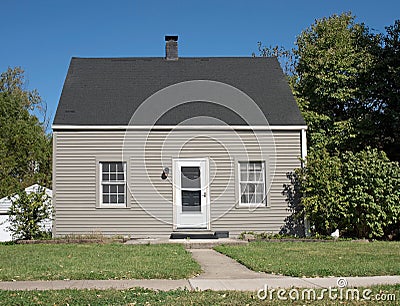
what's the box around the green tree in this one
[365,20,400,160]
[258,14,400,238]
[0,67,51,198]
[7,188,52,240]
[258,14,400,160]
[292,13,380,153]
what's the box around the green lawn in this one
[215,241,400,277]
[0,244,201,281]
[0,285,398,305]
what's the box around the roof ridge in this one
[71,56,277,60]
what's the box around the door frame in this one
[172,157,210,231]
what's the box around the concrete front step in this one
[170,231,230,239]
[125,237,248,249]
[170,232,217,240]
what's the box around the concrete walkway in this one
[187,249,400,291]
[0,279,188,291]
[125,237,248,249]
[0,248,399,291]
[1,275,399,292]
[188,249,287,279]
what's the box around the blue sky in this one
[1,0,399,126]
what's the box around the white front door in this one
[173,158,209,229]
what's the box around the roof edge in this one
[52,125,307,131]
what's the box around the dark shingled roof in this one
[53,57,305,126]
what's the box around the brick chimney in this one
[165,35,178,60]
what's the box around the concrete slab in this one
[0,279,191,291]
[189,278,270,291]
[187,248,400,291]
[189,276,400,291]
[0,276,399,292]
[300,275,400,289]
[189,249,286,279]
[125,238,247,249]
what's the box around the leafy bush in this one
[7,188,52,240]
[298,148,400,239]
[298,148,343,235]
[341,149,400,238]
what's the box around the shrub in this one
[298,148,344,236]
[341,149,400,238]
[7,187,52,240]
[298,147,400,239]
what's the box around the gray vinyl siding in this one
[53,130,301,238]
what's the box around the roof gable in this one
[53,57,305,127]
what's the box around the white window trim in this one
[99,161,127,208]
[237,160,268,208]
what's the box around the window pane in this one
[110,185,117,193]
[248,183,255,194]
[248,169,255,181]
[118,185,125,193]
[182,190,201,212]
[117,173,124,181]
[239,162,264,183]
[181,167,200,180]
[117,163,124,172]
[110,163,117,172]
[240,168,247,181]
[102,163,109,172]
[118,195,125,204]
[110,174,116,181]
[249,193,255,204]
[103,195,109,204]
[256,193,263,203]
[110,195,117,203]
[102,174,109,181]
[241,193,248,204]
[253,162,262,170]
[181,167,200,189]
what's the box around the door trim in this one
[172,157,210,231]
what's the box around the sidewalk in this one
[0,249,399,291]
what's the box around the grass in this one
[0,243,201,281]
[0,285,398,305]
[215,241,400,277]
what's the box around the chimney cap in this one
[165,35,178,42]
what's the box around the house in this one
[0,184,52,241]
[52,36,306,238]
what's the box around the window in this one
[239,161,266,206]
[100,162,126,206]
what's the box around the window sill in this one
[236,203,269,209]
[97,205,129,209]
